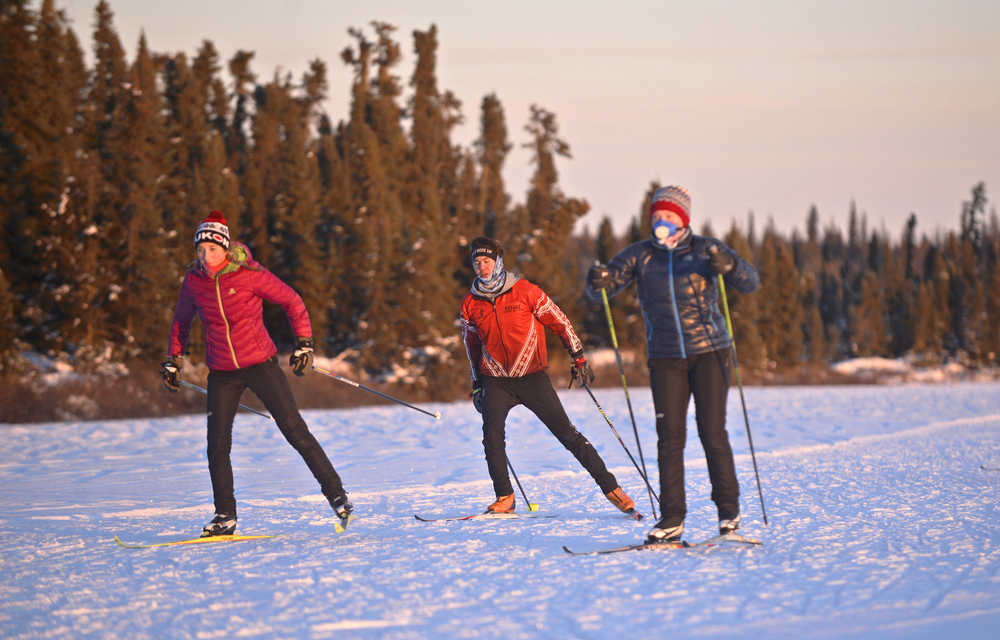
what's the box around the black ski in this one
[414,512,558,522]
[562,532,762,556]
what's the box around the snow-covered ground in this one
[2,382,999,639]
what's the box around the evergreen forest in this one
[2,1,998,403]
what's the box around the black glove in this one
[289,337,314,376]
[568,350,595,389]
[160,356,181,392]
[708,244,736,275]
[587,263,612,291]
[471,383,485,414]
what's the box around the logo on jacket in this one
[504,304,521,313]
[228,288,236,295]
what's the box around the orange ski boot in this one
[486,493,515,513]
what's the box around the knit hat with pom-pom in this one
[194,210,230,250]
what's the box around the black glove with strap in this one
[471,381,485,414]
[708,244,736,275]
[289,337,314,376]
[568,350,595,389]
[160,355,181,392]
[587,263,612,291]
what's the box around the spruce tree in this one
[903,214,917,280]
[474,93,511,239]
[757,236,803,366]
[191,41,239,227]
[112,31,174,355]
[226,50,256,177]
[315,115,352,352]
[884,238,915,356]
[986,258,1000,363]
[805,304,827,364]
[0,268,18,370]
[269,65,327,350]
[849,271,888,356]
[724,223,764,370]
[579,216,618,348]
[339,27,398,368]
[517,105,589,308]
[407,24,460,343]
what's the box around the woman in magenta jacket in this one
[161,211,351,537]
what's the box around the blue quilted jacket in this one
[586,233,759,359]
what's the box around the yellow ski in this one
[113,534,279,549]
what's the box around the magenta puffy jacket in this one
[168,244,312,371]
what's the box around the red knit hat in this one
[194,210,230,250]
[650,185,691,228]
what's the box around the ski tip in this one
[528,503,540,512]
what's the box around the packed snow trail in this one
[1,382,999,638]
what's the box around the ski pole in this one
[600,287,657,520]
[506,456,539,512]
[312,366,442,420]
[581,381,659,504]
[179,379,274,421]
[717,274,768,525]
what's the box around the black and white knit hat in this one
[194,210,230,250]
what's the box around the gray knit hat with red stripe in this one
[194,210,230,250]
[650,185,691,227]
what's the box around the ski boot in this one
[329,494,354,531]
[201,513,237,537]
[486,494,515,513]
[719,513,742,536]
[605,487,642,520]
[646,519,684,544]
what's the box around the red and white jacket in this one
[168,243,312,371]
[460,274,583,381]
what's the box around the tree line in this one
[581,185,999,374]
[2,1,997,390]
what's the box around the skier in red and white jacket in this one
[161,211,351,536]
[460,236,640,517]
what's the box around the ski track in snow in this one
[1,382,999,638]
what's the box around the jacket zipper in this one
[667,250,687,359]
[214,274,240,368]
[491,295,513,367]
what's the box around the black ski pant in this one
[648,349,740,526]
[481,370,619,498]
[205,357,345,516]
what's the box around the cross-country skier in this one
[586,185,759,544]
[460,236,640,518]
[160,210,352,536]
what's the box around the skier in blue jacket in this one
[586,185,759,543]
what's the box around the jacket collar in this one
[470,271,520,302]
[195,243,252,277]
[649,227,693,253]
